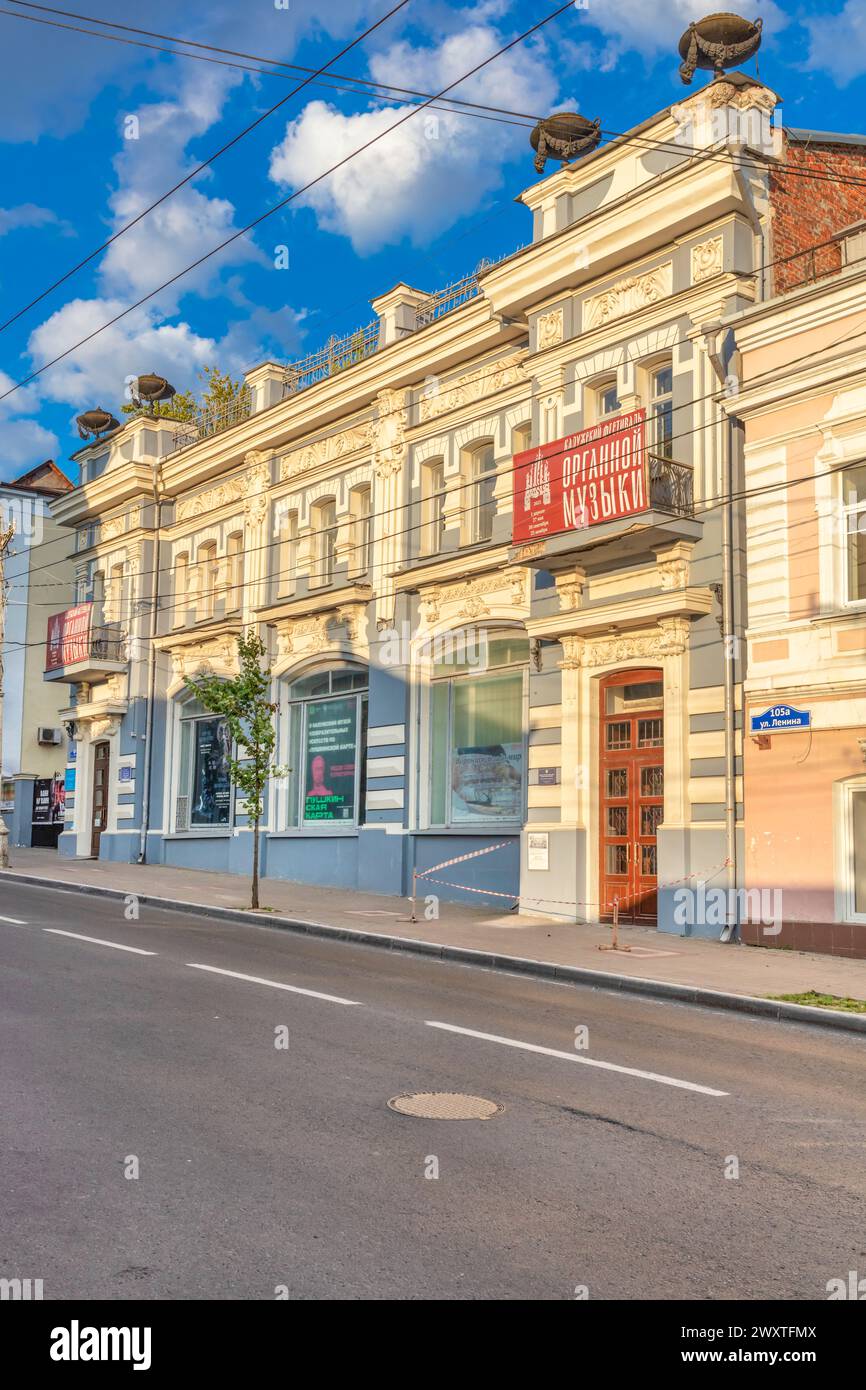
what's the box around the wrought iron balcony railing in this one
[647,454,694,518]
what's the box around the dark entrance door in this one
[599,669,664,924]
[90,741,109,858]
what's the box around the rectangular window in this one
[283,675,368,829]
[599,383,621,418]
[351,486,372,576]
[277,510,298,598]
[302,696,359,825]
[421,460,445,556]
[844,464,866,604]
[651,365,673,459]
[226,535,243,612]
[316,502,337,586]
[472,445,497,544]
[854,789,866,916]
[179,715,232,828]
[429,670,524,826]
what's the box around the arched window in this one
[424,631,528,828]
[465,441,496,544]
[511,421,532,455]
[106,561,126,626]
[173,552,189,628]
[650,362,673,458]
[226,532,244,612]
[312,499,337,587]
[420,458,445,557]
[350,484,372,577]
[282,666,368,828]
[197,542,218,620]
[276,508,298,599]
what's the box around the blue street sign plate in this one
[750,703,811,733]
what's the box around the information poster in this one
[192,717,232,826]
[512,409,647,543]
[450,743,523,823]
[303,697,357,823]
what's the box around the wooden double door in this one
[599,670,664,924]
[90,741,109,858]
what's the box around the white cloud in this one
[98,65,264,311]
[803,0,866,87]
[26,298,219,409]
[574,1,788,72]
[268,24,560,252]
[0,371,59,471]
[0,204,63,236]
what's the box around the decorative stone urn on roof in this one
[530,112,601,174]
[678,12,763,85]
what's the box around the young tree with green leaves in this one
[183,629,283,910]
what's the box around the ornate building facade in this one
[43,75,865,940]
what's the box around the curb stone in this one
[2,868,865,1035]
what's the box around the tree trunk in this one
[251,812,260,910]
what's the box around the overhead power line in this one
[0,2,577,405]
[0,0,415,336]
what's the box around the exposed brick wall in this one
[770,135,866,293]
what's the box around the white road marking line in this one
[44,929,156,956]
[426,1021,728,1096]
[0,914,28,925]
[186,963,360,1006]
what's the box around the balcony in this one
[44,605,126,683]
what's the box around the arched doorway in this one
[598,669,664,924]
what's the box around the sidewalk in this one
[4,846,866,1012]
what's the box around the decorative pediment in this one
[417,567,528,626]
[584,265,673,331]
[280,423,373,482]
[176,475,248,522]
[419,351,527,423]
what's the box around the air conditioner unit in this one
[37,727,63,746]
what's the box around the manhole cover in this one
[387,1092,503,1120]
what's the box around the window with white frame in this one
[106,561,125,626]
[650,363,673,458]
[426,632,528,827]
[173,552,189,628]
[841,780,866,922]
[226,532,243,612]
[282,667,368,828]
[175,696,233,832]
[313,499,337,587]
[197,542,218,620]
[350,484,372,577]
[276,508,298,599]
[467,441,496,544]
[420,458,445,557]
[512,421,532,455]
[597,380,621,419]
[843,463,866,605]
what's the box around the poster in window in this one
[304,697,357,823]
[450,743,523,823]
[192,717,232,825]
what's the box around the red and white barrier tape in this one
[415,840,514,880]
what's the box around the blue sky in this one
[0,0,864,480]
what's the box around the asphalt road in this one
[1,878,865,1301]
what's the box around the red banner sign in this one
[45,603,93,671]
[512,409,647,543]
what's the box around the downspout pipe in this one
[137,454,161,864]
[702,320,740,942]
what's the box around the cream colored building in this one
[44,73,863,941]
